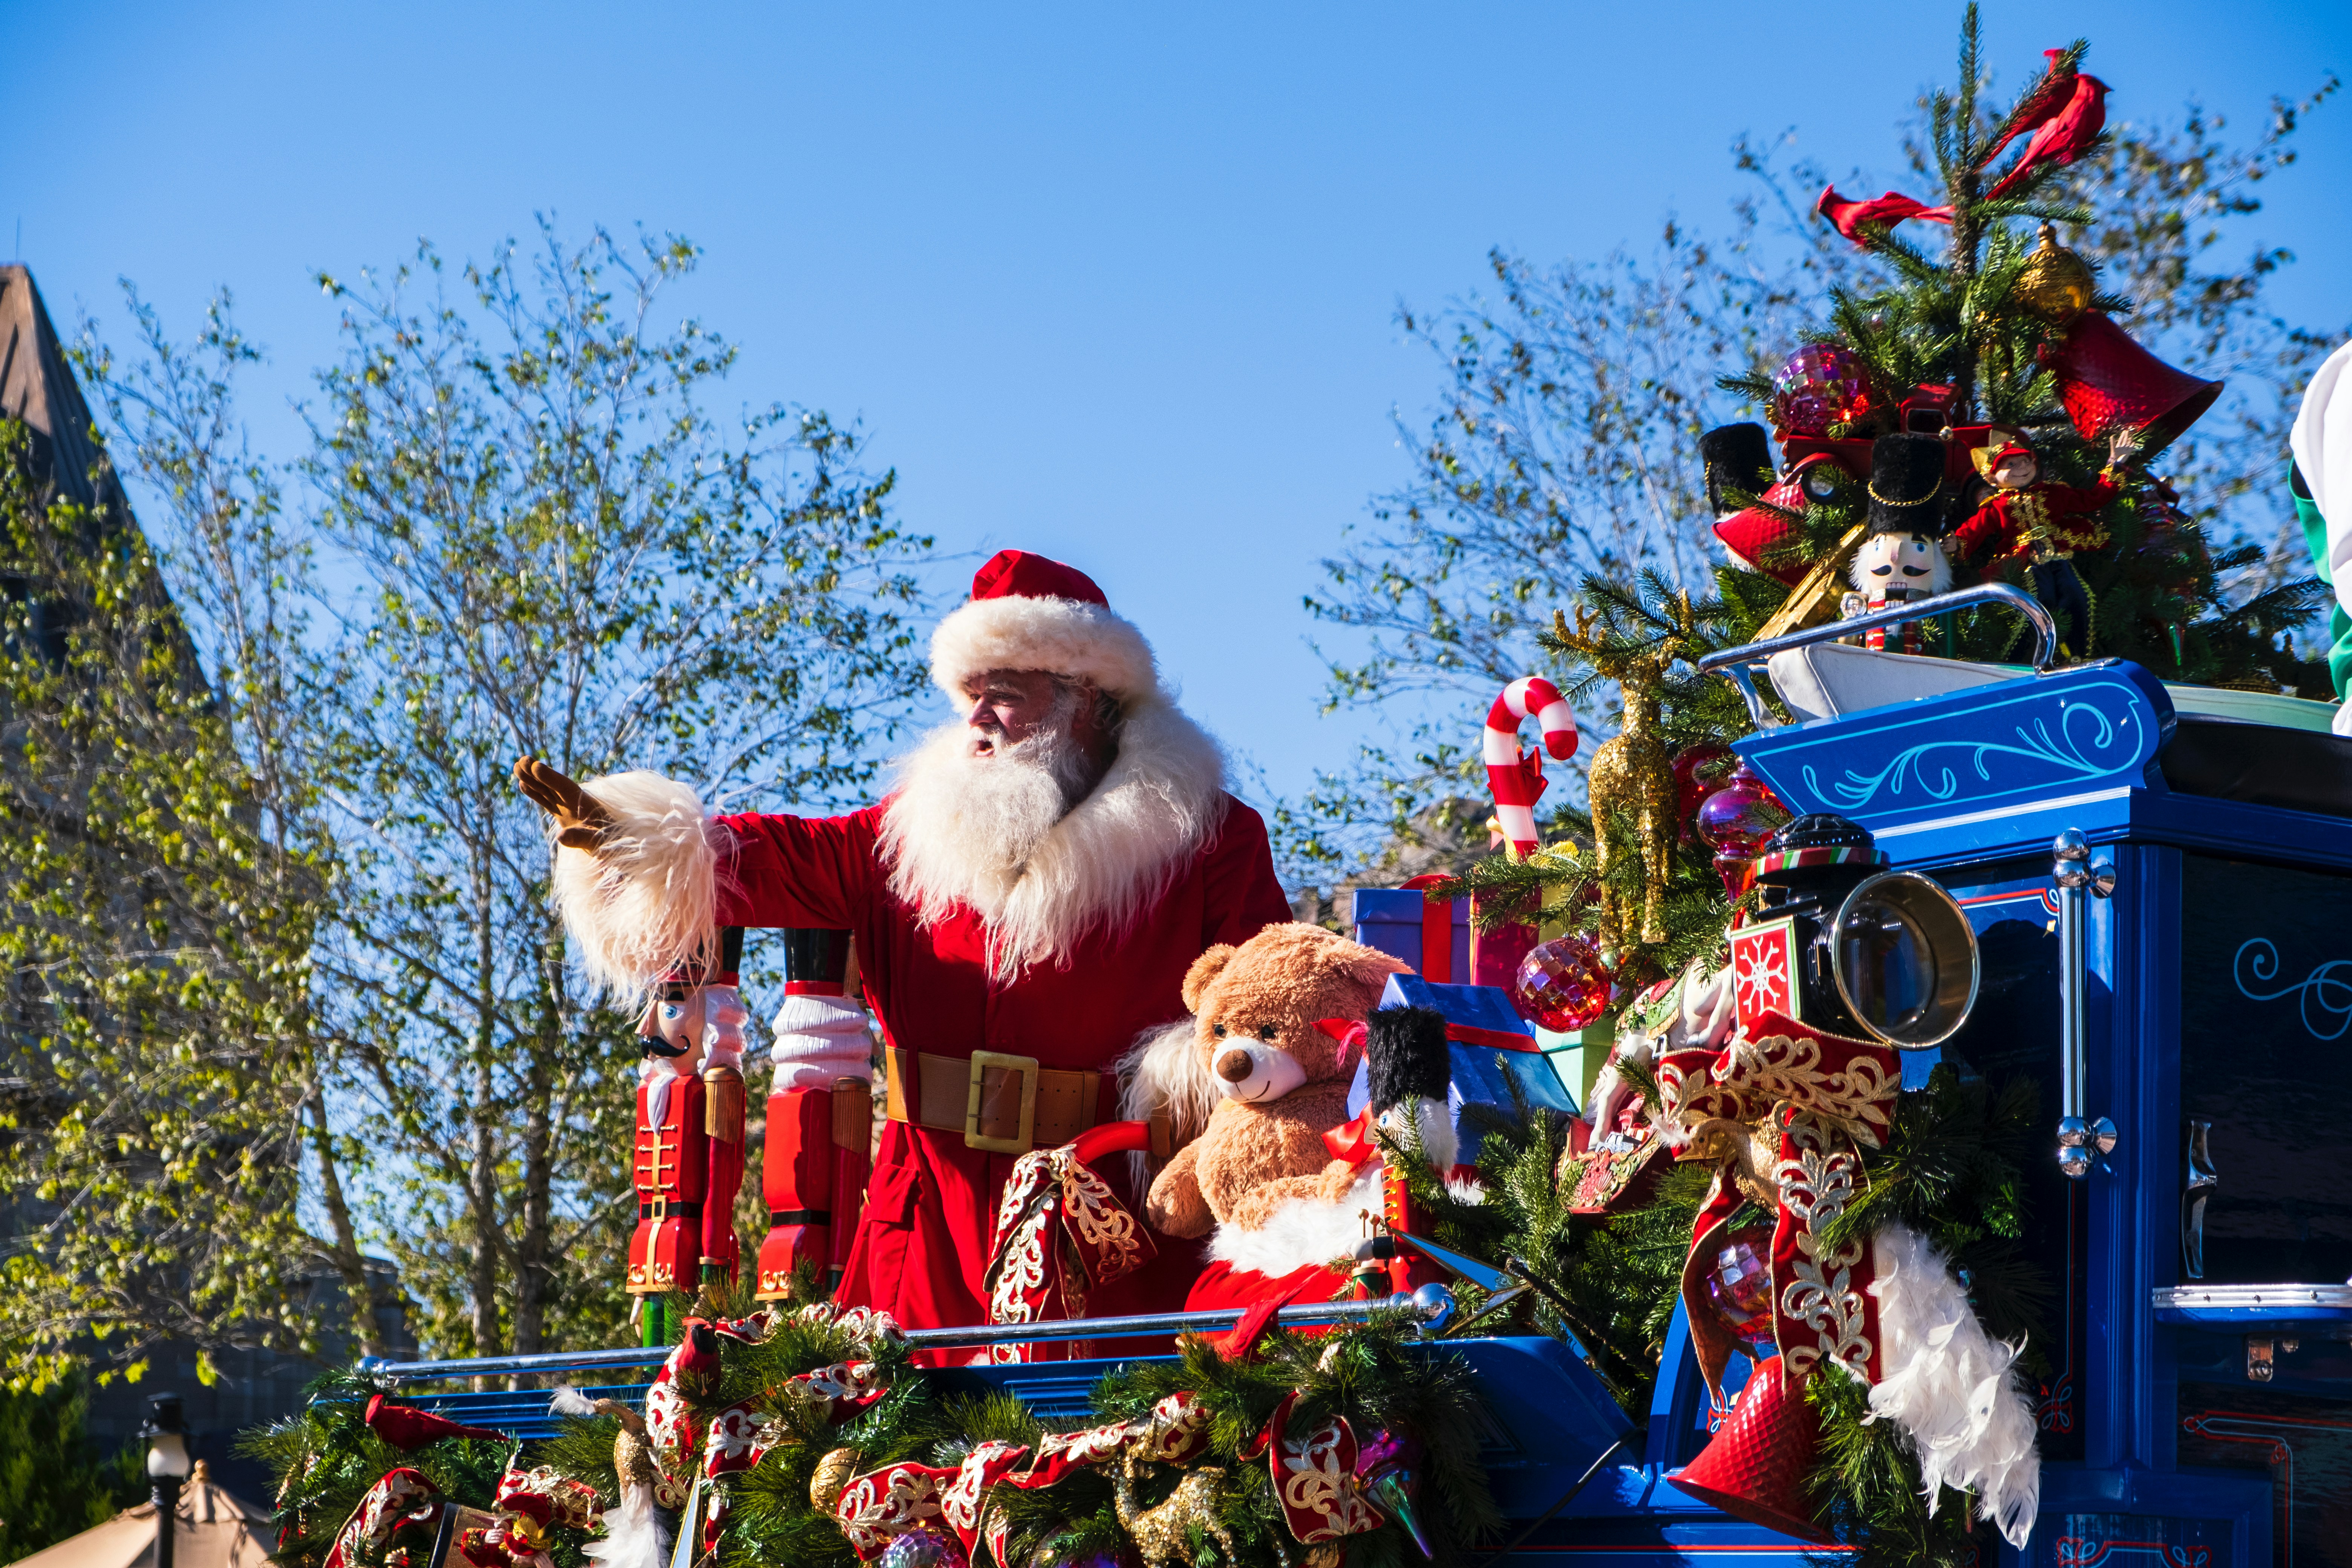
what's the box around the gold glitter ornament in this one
[2013,223,2094,327]
[1113,1456,1237,1568]
[810,1447,860,1513]
[1303,1546,1344,1568]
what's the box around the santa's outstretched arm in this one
[515,756,875,996]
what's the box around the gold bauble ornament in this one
[810,1447,860,1513]
[2014,223,2094,326]
[1303,1546,1344,1568]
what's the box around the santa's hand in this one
[513,756,617,850]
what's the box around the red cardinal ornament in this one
[1984,67,2108,199]
[364,1392,508,1449]
[1814,187,1953,242]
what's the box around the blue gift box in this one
[1343,973,1580,1168]
[1349,887,1471,981]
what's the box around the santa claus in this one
[514,548,1291,1332]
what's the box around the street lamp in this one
[136,1393,191,1568]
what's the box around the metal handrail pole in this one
[1692,582,2060,729]
[353,1291,1453,1383]
[355,1345,673,1381]
[896,1292,1444,1351]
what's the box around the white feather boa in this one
[549,771,723,1001]
[581,1482,666,1568]
[1864,1221,2041,1548]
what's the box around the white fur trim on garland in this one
[1207,1165,1383,1278]
[549,770,723,1002]
[929,592,1158,701]
[1864,1220,2042,1549]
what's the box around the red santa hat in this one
[928,548,1159,704]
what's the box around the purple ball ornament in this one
[878,1530,968,1568]
[1701,1222,1778,1351]
[1510,935,1615,1033]
[1770,344,1874,438]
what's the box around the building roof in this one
[10,1463,275,1568]
[0,265,127,517]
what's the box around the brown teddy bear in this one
[1134,922,1408,1291]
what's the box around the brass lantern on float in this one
[1749,815,1980,1049]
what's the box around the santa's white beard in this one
[880,691,1231,979]
[880,711,1098,967]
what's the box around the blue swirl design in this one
[1798,697,2125,812]
[2234,938,2352,1041]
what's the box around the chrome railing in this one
[354,1286,1455,1383]
[1694,581,2058,729]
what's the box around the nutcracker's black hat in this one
[1865,431,1951,537]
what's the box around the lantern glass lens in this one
[1831,871,1980,1048]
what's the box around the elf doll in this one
[1845,432,1954,654]
[1946,426,2137,659]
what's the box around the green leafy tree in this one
[291,223,931,1358]
[0,1380,144,1561]
[0,399,335,1387]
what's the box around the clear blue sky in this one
[8,2,2348,813]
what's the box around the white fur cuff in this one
[772,993,875,1090]
[549,770,721,1001]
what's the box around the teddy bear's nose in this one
[1214,1047,1256,1083]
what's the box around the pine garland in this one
[250,1296,1505,1568]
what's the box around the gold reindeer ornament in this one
[1553,602,1685,952]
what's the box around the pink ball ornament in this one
[1695,762,1787,860]
[1702,1223,1778,1348]
[1510,935,1615,1032]
[1770,344,1874,438]
[879,1531,968,1568]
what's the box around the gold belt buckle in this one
[645,1196,671,1220]
[965,1050,1039,1154]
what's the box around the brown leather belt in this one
[884,1047,1102,1154]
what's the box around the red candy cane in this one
[1484,676,1578,857]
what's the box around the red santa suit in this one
[551,551,1291,1334]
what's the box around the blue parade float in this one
[358,588,2352,1567]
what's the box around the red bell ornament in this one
[2041,309,2221,461]
[1510,935,1614,1032]
[1672,1356,1834,1544]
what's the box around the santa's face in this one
[1852,531,1943,599]
[963,668,1067,755]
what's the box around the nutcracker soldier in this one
[755,928,876,1299]
[627,927,750,1341]
[1840,432,1953,654]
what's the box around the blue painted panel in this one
[2004,1465,2269,1568]
[1734,661,2174,837]
[348,1380,652,1439]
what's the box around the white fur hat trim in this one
[929,593,1159,702]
